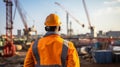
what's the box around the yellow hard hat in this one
[44,14,61,26]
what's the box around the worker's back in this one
[37,34,64,65]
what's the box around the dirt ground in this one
[80,58,120,67]
[81,63,120,67]
[0,51,120,67]
[0,51,26,67]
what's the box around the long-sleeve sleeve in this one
[24,45,35,67]
[67,42,80,67]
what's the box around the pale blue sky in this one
[0,0,120,35]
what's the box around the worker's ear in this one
[58,26,61,31]
[45,26,49,31]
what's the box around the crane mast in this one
[3,0,16,57]
[2,0,37,56]
[5,0,13,41]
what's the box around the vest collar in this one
[44,31,59,37]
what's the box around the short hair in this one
[45,26,61,31]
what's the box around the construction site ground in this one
[0,51,120,67]
[80,57,120,67]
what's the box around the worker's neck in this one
[47,31,59,34]
[44,31,60,37]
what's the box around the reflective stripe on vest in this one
[32,39,68,67]
[32,39,40,65]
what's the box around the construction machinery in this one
[14,0,37,50]
[55,1,96,38]
[82,0,95,38]
[3,0,16,57]
[2,0,37,55]
[55,2,84,36]
[14,0,37,37]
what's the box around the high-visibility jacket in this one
[24,32,80,67]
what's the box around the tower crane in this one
[2,0,37,57]
[55,2,85,28]
[3,0,16,57]
[82,0,95,38]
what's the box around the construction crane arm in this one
[14,0,37,36]
[82,0,92,27]
[82,0,95,37]
[55,2,84,28]
[82,0,93,30]
[14,0,28,31]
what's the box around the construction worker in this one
[24,13,80,67]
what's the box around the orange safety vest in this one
[32,38,68,67]
[24,32,80,67]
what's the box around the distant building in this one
[68,29,73,37]
[78,34,87,38]
[98,30,103,35]
[106,31,120,38]
[17,29,21,37]
[97,30,105,37]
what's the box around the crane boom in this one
[82,0,92,27]
[14,0,37,36]
[82,0,95,38]
[55,2,84,28]
[14,0,28,34]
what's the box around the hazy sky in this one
[0,0,120,35]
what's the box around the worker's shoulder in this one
[63,39,74,48]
